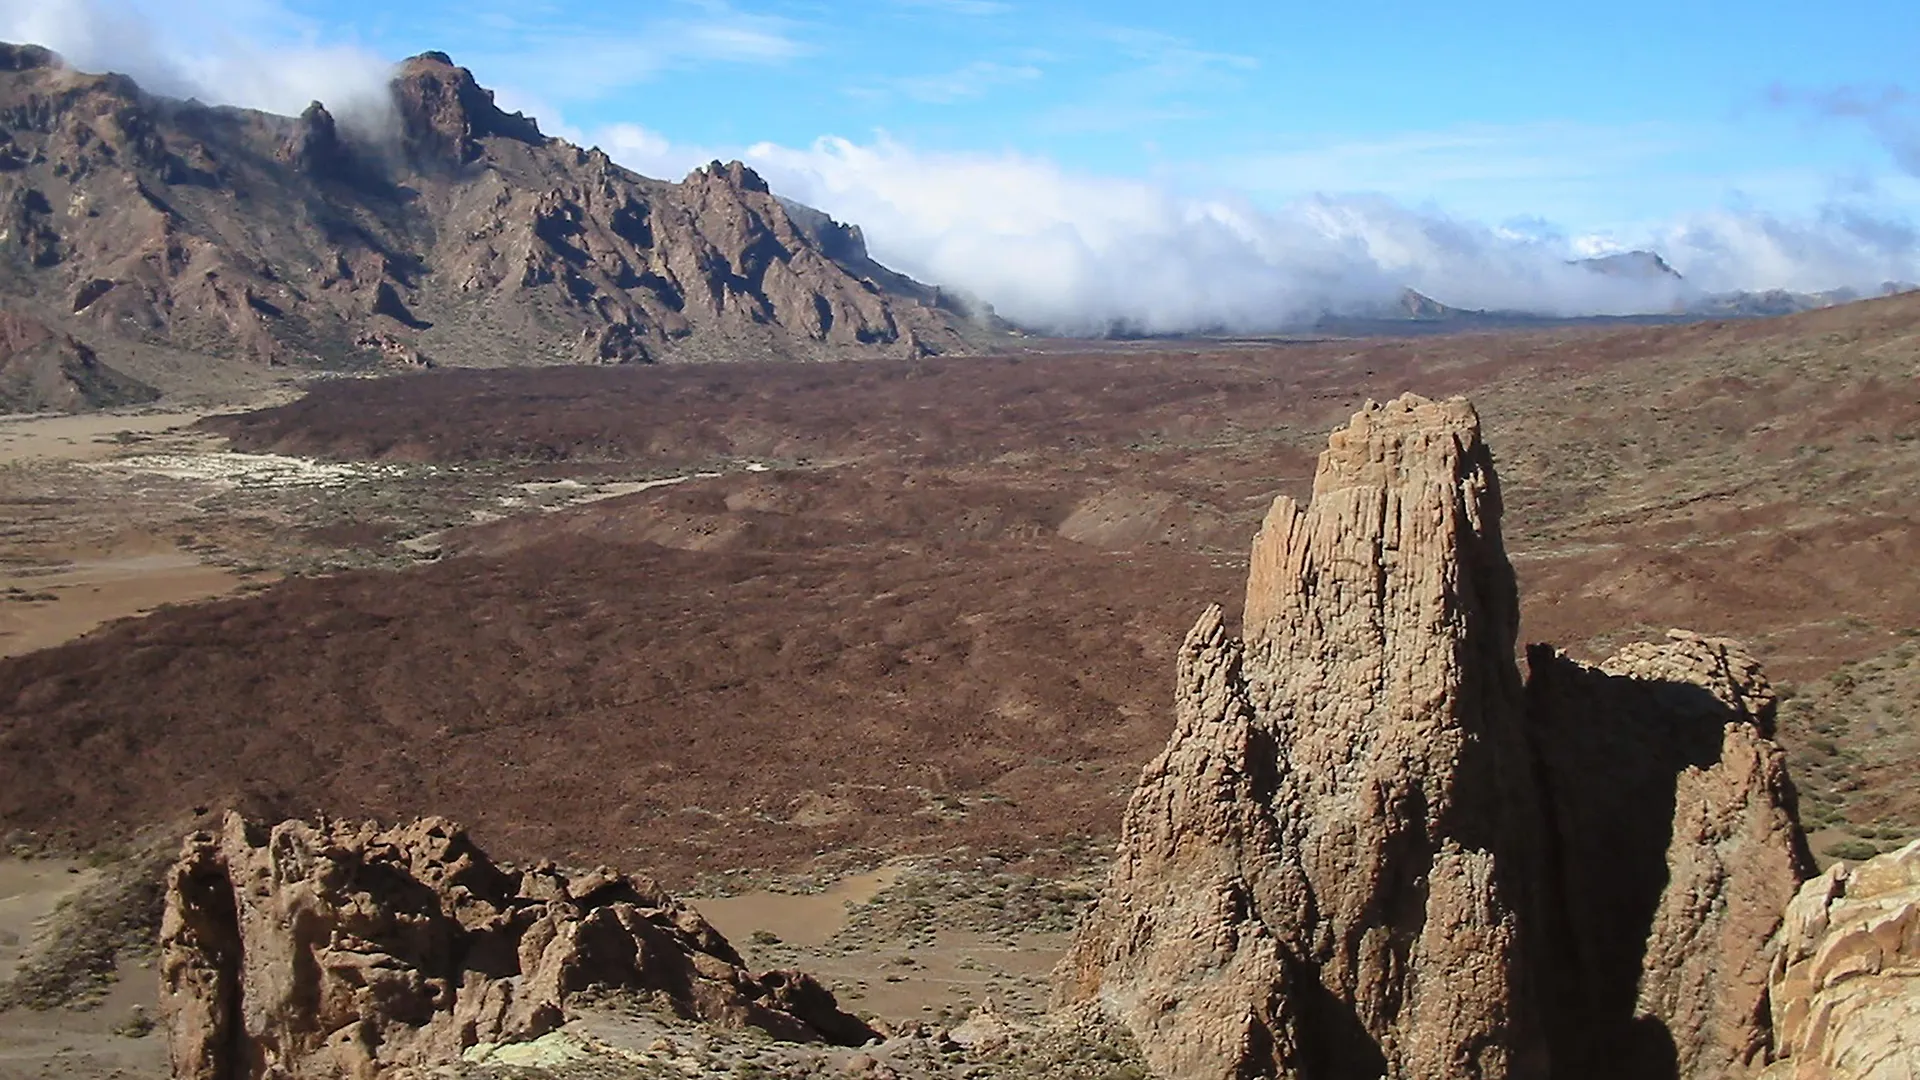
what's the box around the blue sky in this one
[8,0,1920,328]
[291,0,1920,227]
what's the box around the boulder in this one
[159,813,874,1080]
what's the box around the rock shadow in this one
[1522,646,1755,1080]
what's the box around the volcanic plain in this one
[2,295,1919,1075]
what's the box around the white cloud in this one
[7,1,1917,333]
[0,0,395,120]
[853,60,1042,105]
[891,0,1013,16]
[726,134,1709,331]
[604,130,1911,333]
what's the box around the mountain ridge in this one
[0,44,996,404]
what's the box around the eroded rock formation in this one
[1057,395,1547,1079]
[1763,841,1920,1080]
[159,813,874,1080]
[1056,394,1817,1080]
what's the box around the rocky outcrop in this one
[0,44,990,407]
[1057,395,1548,1079]
[1056,394,1815,1080]
[0,309,156,412]
[392,50,545,165]
[1763,841,1920,1080]
[159,813,874,1080]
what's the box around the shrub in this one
[1825,839,1880,862]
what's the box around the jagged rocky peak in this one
[1056,393,1818,1080]
[689,158,774,193]
[391,49,545,163]
[278,100,351,177]
[160,813,876,1080]
[0,42,990,402]
[0,42,58,72]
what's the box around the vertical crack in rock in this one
[1056,393,1818,1080]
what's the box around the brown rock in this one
[1056,394,1816,1080]
[1056,395,1549,1080]
[0,46,991,407]
[1762,841,1920,1080]
[0,309,157,412]
[158,813,874,1080]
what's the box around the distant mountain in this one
[1311,250,1919,338]
[1574,249,1683,281]
[0,43,996,406]
[1687,281,1920,318]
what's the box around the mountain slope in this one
[0,309,155,412]
[0,44,990,397]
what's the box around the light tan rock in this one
[159,813,873,1080]
[1762,840,1920,1080]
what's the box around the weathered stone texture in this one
[160,813,872,1080]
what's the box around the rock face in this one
[1055,394,1815,1080]
[1057,396,1547,1079]
[159,814,875,1080]
[0,308,156,411]
[0,46,990,407]
[1763,841,1920,1080]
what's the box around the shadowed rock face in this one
[1055,394,1816,1080]
[159,813,875,1080]
[1527,635,1815,1080]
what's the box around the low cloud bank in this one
[735,137,1916,332]
[0,0,396,128]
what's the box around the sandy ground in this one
[0,859,164,1080]
[0,410,221,468]
[697,866,1077,1025]
[697,867,903,949]
[0,407,270,659]
[0,553,247,659]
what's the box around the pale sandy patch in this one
[697,866,904,950]
[0,552,253,658]
[0,409,218,467]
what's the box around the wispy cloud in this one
[0,0,396,119]
[890,0,1013,15]
[1033,22,1256,135]
[1769,82,1920,178]
[461,3,809,107]
[850,59,1041,104]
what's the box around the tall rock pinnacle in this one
[1055,393,1816,1080]
[1056,395,1548,1079]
